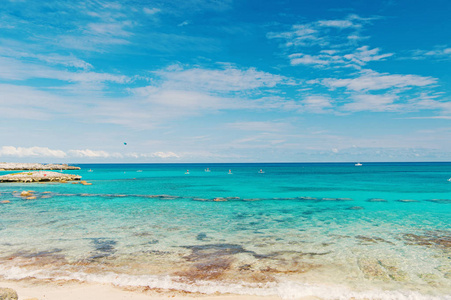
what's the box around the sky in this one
[0,0,450,163]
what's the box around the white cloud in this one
[301,95,333,113]
[178,20,190,27]
[0,56,130,83]
[315,71,440,113]
[0,84,77,120]
[404,116,451,119]
[226,121,290,132]
[343,46,393,66]
[0,146,181,160]
[287,46,392,68]
[87,21,134,37]
[133,88,237,111]
[153,65,294,92]
[143,7,161,15]
[125,152,180,159]
[321,70,436,91]
[317,19,356,28]
[56,34,131,51]
[268,15,392,69]
[409,46,451,60]
[36,54,93,70]
[150,151,179,158]
[415,99,451,113]
[68,149,114,158]
[343,94,400,112]
[0,44,93,70]
[0,146,67,158]
[289,53,338,66]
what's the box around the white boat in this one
[448,178,451,182]
[355,163,362,166]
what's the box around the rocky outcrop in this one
[0,287,18,300]
[0,163,80,170]
[0,171,81,183]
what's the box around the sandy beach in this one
[0,279,310,300]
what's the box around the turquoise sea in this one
[0,163,450,299]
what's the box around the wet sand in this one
[0,279,320,300]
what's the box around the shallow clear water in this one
[0,163,450,299]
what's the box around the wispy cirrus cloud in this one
[0,43,93,70]
[143,7,161,15]
[86,21,134,38]
[151,64,295,93]
[268,14,392,69]
[301,95,334,113]
[288,46,392,67]
[321,69,437,92]
[342,94,401,112]
[415,98,451,114]
[407,46,451,61]
[313,70,441,113]
[0,56,130,84]
[0,63,300,130]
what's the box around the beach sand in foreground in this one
[0,279,322,300]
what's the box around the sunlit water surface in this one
[0,163,450,299]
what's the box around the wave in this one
[0,264,448,300]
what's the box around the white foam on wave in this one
[0,264,449,300]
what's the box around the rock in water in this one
[0,171,81,183]
[0,163,80,170]
[0,287,18,300]
[20,191,33,197]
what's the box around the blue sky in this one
[0,0,450,162]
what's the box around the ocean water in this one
[0,163,450,299]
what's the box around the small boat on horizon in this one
[355,163,362,166]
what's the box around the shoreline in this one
[0,279,290,300]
